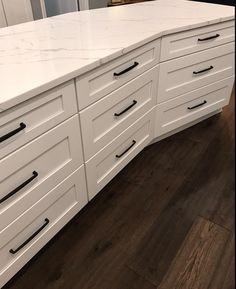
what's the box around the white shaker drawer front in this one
[0,81,77,160]
[158,42,235,103]
[80,66,159,161]
[161,21,235,61]
[76,39,160,109]
[155,76,234,137]
[0,167,87,289]
[86,109,154,200]
[0,115,83,231]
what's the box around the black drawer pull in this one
[0,122,26,143]
[188,100,207,110]
[9,218,50,255]
[0,171,38,204]
[116,140,136,158]
[114,100,137,117]
[198,34,220,41]
[193,65,214,75]
[114,62,139,77]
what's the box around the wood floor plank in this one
[158,217,230,289]
[81,265,156,289]
[208,232,235,289]
[221,256,235,289]
[127,121,235,286]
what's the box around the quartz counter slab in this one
[0,0,234,112]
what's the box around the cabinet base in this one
[150,108,222,145]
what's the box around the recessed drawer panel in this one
[0,80,77,160]
[158,42,235,103]
[76,39,160,109]
[161,21,235,61]
[0,167,87,289]
[86,109,154,200]
[155,76,234,137]
[0,115,83,231]
[80,66,158,160]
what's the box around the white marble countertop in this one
[0,0,234,112]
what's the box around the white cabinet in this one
[76,39,161,109]
[0,115,84,231]
[0,166,87,288]
[0,81,88,287]
[0,80,77,159]
[158,42,235,103]
[155,22,235,139]
[155,77,234,137]
[86,109,155,200]
[2,0,34,26]
[160,21,235,61]
[80,66,159,160]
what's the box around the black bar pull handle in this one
[198,34,220,41]
[0,171,38,204]
[0,122,26,143]
[188,100,207,110]
[114,62,139,77]
[114,100,137,117]
[9,218,50,254]
[193,65,214,75]
[116,140,136,158]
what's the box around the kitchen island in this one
[0,0,234,287]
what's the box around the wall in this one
[0,1,7,27]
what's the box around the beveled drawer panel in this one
[86,108,154,200]
[155,76,234,137]
[161,20,235,61]
[80,66,158,160]
[158,42,235,103]
[0,115,83,231]
[76,39,160,110]
[0,80,77,160]
[0,166,88,289]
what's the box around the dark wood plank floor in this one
[3,88,235,289]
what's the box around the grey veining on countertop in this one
[0,0,234,111]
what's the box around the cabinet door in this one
[44,0,78,16]
[2,0,33,26]
[0,1,7,27]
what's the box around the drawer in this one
[0,115,83,231]
[76,39,161,109]
[0,80,77,160]
[161,21,235,61]
[80,66,158,160]
[0,166,87,288]
[158,42,235,103]
[155,76,234,137]
[86,109,154,200]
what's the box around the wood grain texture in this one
[208,232,235,289]
[221,256,235,289]
[158,217,230,289]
